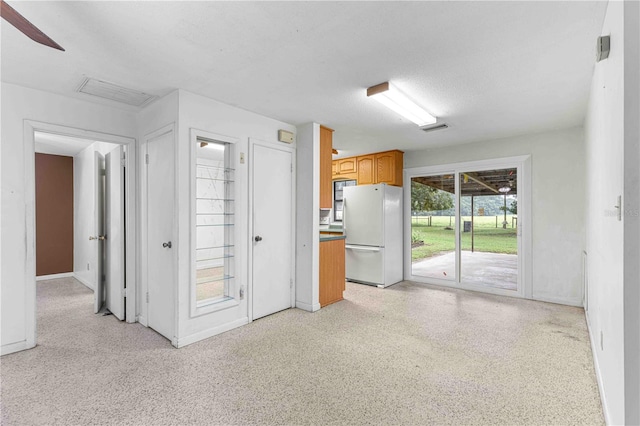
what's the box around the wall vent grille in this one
[77,78,156,107]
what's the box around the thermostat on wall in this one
[278,129,294,144]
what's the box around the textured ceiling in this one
[2,1,607,157]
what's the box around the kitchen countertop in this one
[319,224,344,233]
[320,234,346,242]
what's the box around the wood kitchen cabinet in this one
[319,126,333,209]
[332,150,404,187]
[357,155,376,185]
[332,157,358,180]
[319,237,346,307]
[375,150,403,187]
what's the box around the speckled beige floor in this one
[1,277,603,425]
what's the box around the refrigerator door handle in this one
[342,199,346,235]
[346,245,381,252]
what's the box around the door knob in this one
[89,236,97,240]
[162,241,172,248]
[98,235,106,241]
[254,236,263,242]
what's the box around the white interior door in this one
[105,146,125,320]
[145,130,175,340]
[93,151,105,314]
[252,143,292,320]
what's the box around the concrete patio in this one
[412,251,518,290]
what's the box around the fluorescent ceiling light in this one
[367,82,436,127]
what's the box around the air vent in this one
[420,123,449,133]
[77,78,156,107]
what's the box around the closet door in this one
[144,127,175,340]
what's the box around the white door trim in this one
[248,138,296,322]
[403,155,532,300]
[21,120,138,353]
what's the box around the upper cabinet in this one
[333,157,358,180]
[332,150,403,187]
[319,126,334,209]
[375,150,403,187]
[357,155,376,185]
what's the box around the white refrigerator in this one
[343,183,403,287]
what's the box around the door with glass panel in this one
[459,168,518,290]
[195,139,235,307]
[410,168,519,292]
[410,174,457,281]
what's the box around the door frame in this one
[247,138,296,322]
[140,123,178,340]
[23,120,138,349]
[403,155,532,300]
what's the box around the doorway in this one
[405,157,530,298]
[250,140,295,320]
[34,132,127,318]
[25,121,137,350]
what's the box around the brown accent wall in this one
[36,153,74,276]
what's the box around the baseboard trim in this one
[73,273,94,291]
[175,317,249,348]
[532,294,583,307]
[295,300,321,312]
[36,272,73,281]
[586,311,611,425]
[1,340,35,356]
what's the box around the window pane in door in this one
[410,175,456,281]
[459,168,517,290]
[195,139,235,306]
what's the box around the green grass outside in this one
[411,215,517,261]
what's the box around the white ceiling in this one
[2,1,607,157]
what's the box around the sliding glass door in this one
[410,174,457,281]
[459,168,518,291]
[407,160,526,296]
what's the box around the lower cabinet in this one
[319,237,346,307]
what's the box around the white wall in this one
[73,142,120,290]
[585,1,640,424]
[584,2,626,424]
[175,89,297,347]
[623,1,640,421]
[1,83,137,355]
[405,127,586,307]
[295,123,321,312]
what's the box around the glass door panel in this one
[195,138,235,306]
[459,168,518,290]
[410,174,456,281]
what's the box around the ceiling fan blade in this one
[1,0,64,51]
